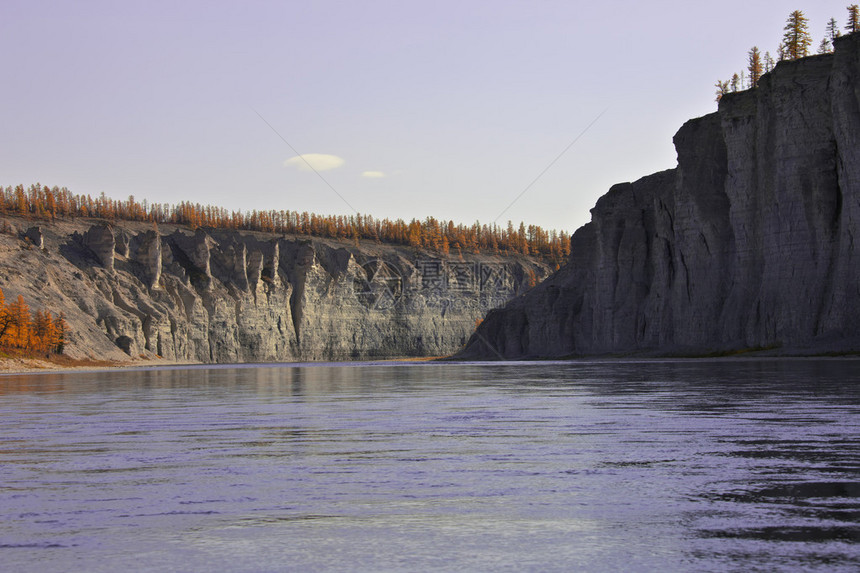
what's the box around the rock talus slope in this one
[461,34,860,358]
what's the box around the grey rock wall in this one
[461,35,860,359]
[0,219,546,363]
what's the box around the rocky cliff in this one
[0,218,547,363]
[460,34,860,358]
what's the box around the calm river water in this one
[1,359,858,572]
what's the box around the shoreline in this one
[0,355,446,376]
[0,356,200,375]
[1,352,859,376]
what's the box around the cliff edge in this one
[460,34,860,358]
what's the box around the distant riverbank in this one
[0,356,196,375]
[0,355,446,375]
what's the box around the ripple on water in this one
[0,360,858,572]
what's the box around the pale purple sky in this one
[1,1,848,232]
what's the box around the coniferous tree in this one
[764,51,775,72]
[848,5,860,33]
[819,17,841,53]
[7,295,30,349]
[828,17,842,41]
[0,288,10,341]
[783,10,812,60]
[30,310,56,354]
[730,73,741,92]
[715,79,729,101]
[748,47,763,87]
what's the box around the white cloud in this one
[361,171,385,178]
[284,154,344,171]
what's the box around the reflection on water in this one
[0,362,384,397]
[0,359,858,572]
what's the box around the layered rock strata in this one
[460,34,860,358]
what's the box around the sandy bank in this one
[0,356,200,375]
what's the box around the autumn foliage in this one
[0,183,572,268]
[0,288,66,355]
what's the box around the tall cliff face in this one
[461,35,860,358]
[0,218,546,363]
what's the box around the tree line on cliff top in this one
[0,183,572,268]
[716,6,859,101]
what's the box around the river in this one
[1,359,858,571]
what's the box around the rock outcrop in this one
[129,230,162,290]
[82,223,115,271]
[460,34,860,359]
[0,218,546,363]
[24,226,43,249]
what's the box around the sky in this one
[1,1,849,233]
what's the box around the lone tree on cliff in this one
[783,10,812,59]
[730,73,741,92]
[783,10,812,60]
[848,5,860,33]
[715,79,730,102]
[828,16,842,41]
[820,17,840,53]
[764,51,775,72]
[748,46,763,87]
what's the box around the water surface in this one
[1,359,858,571]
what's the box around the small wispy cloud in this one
[361,171,385,178]
[284,154,344,172]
